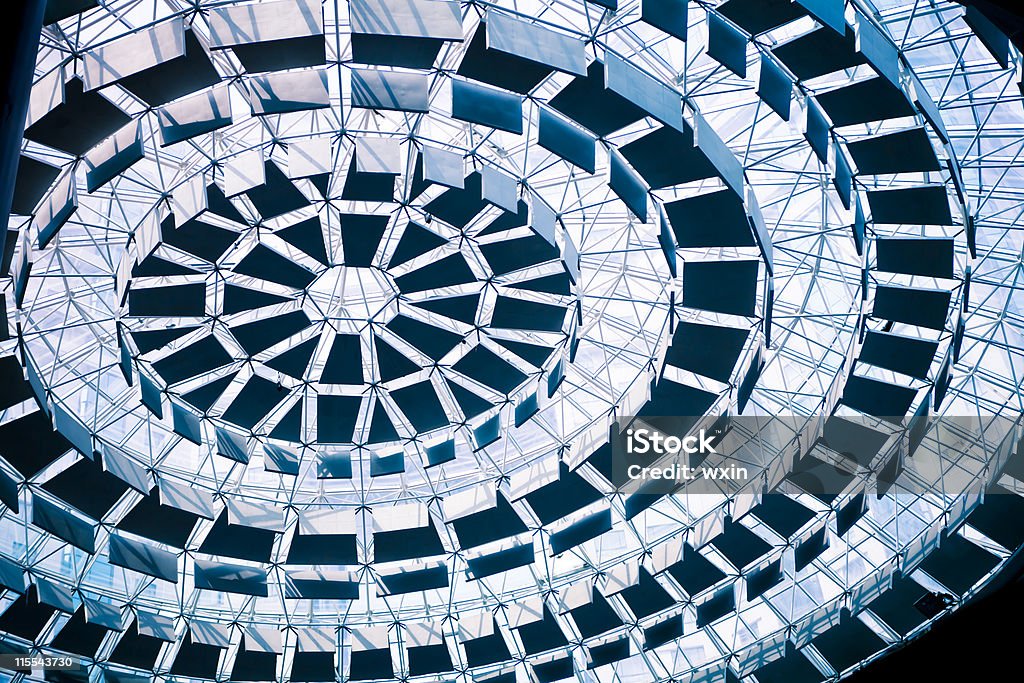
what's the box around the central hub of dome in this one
[305,265,398,327]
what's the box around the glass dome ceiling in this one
[2,0,1024,681]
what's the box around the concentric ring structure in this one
[2,0,1024,682]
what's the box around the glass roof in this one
[2,0,1024,681]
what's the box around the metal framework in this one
[1,0,1023,682]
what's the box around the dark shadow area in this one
[957,0,1024,50]
[849,549,1024,680]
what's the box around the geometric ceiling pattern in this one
[2,0,1024,682]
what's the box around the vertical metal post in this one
[0,0,47,271]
